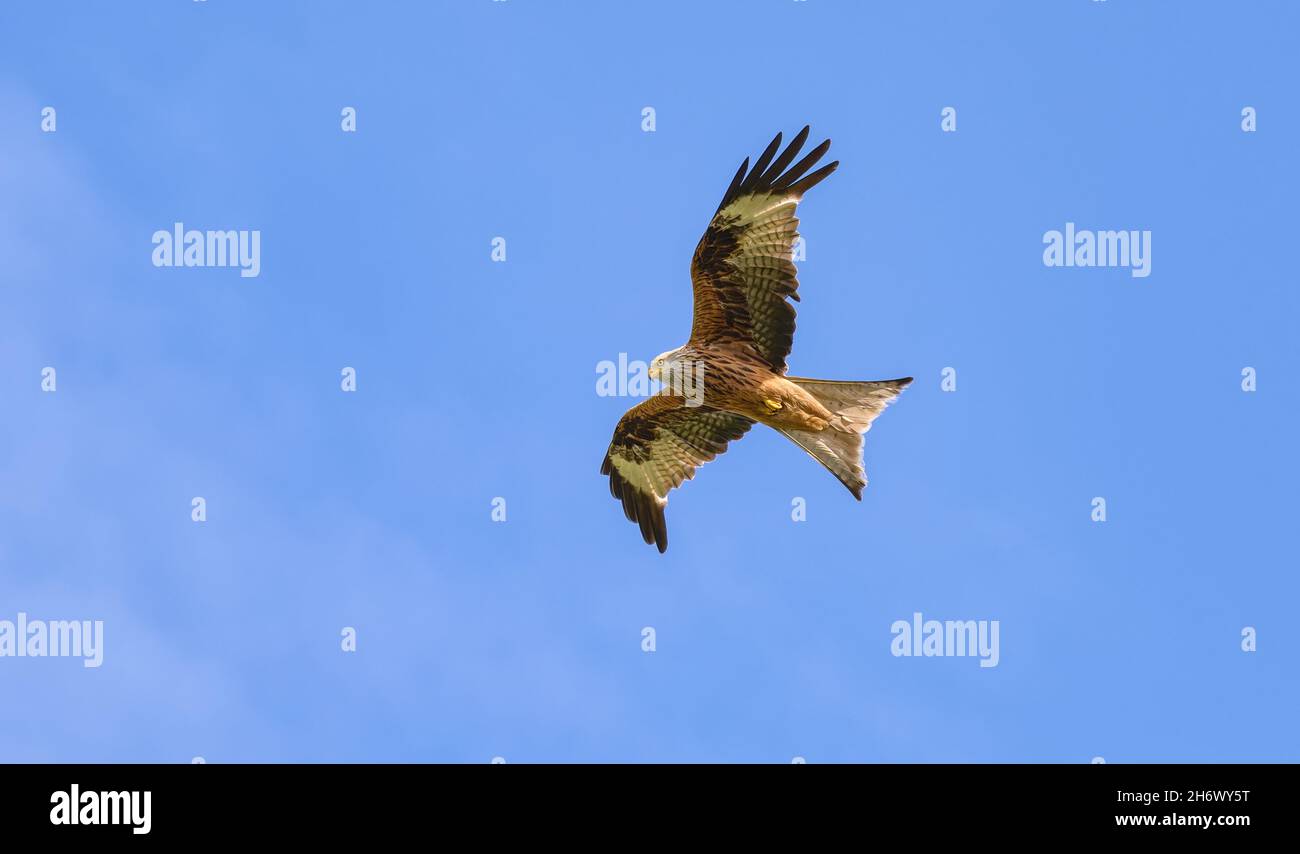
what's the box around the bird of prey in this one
[601,127,911,552]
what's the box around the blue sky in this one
[1,0,1295,762]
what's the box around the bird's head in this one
[648,349,680,384]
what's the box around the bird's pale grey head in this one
[649,347,705,407]
[648,348,683,383]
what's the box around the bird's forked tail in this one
[778,376,912,499]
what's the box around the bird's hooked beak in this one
[648,361,661,382]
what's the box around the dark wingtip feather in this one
[715,129,837,212]
[772,138,831,192]
[785,160,838,198]
[637,505,655,545]
[759,125,811,183]
[740,131,783,193]
[716,157,750,213]
[604,456,671,553]
[650,504,668,552]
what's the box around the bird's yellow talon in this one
[764,398,783,413]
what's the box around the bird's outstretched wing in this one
[601,396,754,552]
[689,126,838,374]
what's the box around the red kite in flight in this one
[602,127,911,552]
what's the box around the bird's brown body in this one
[667,344,834,431]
